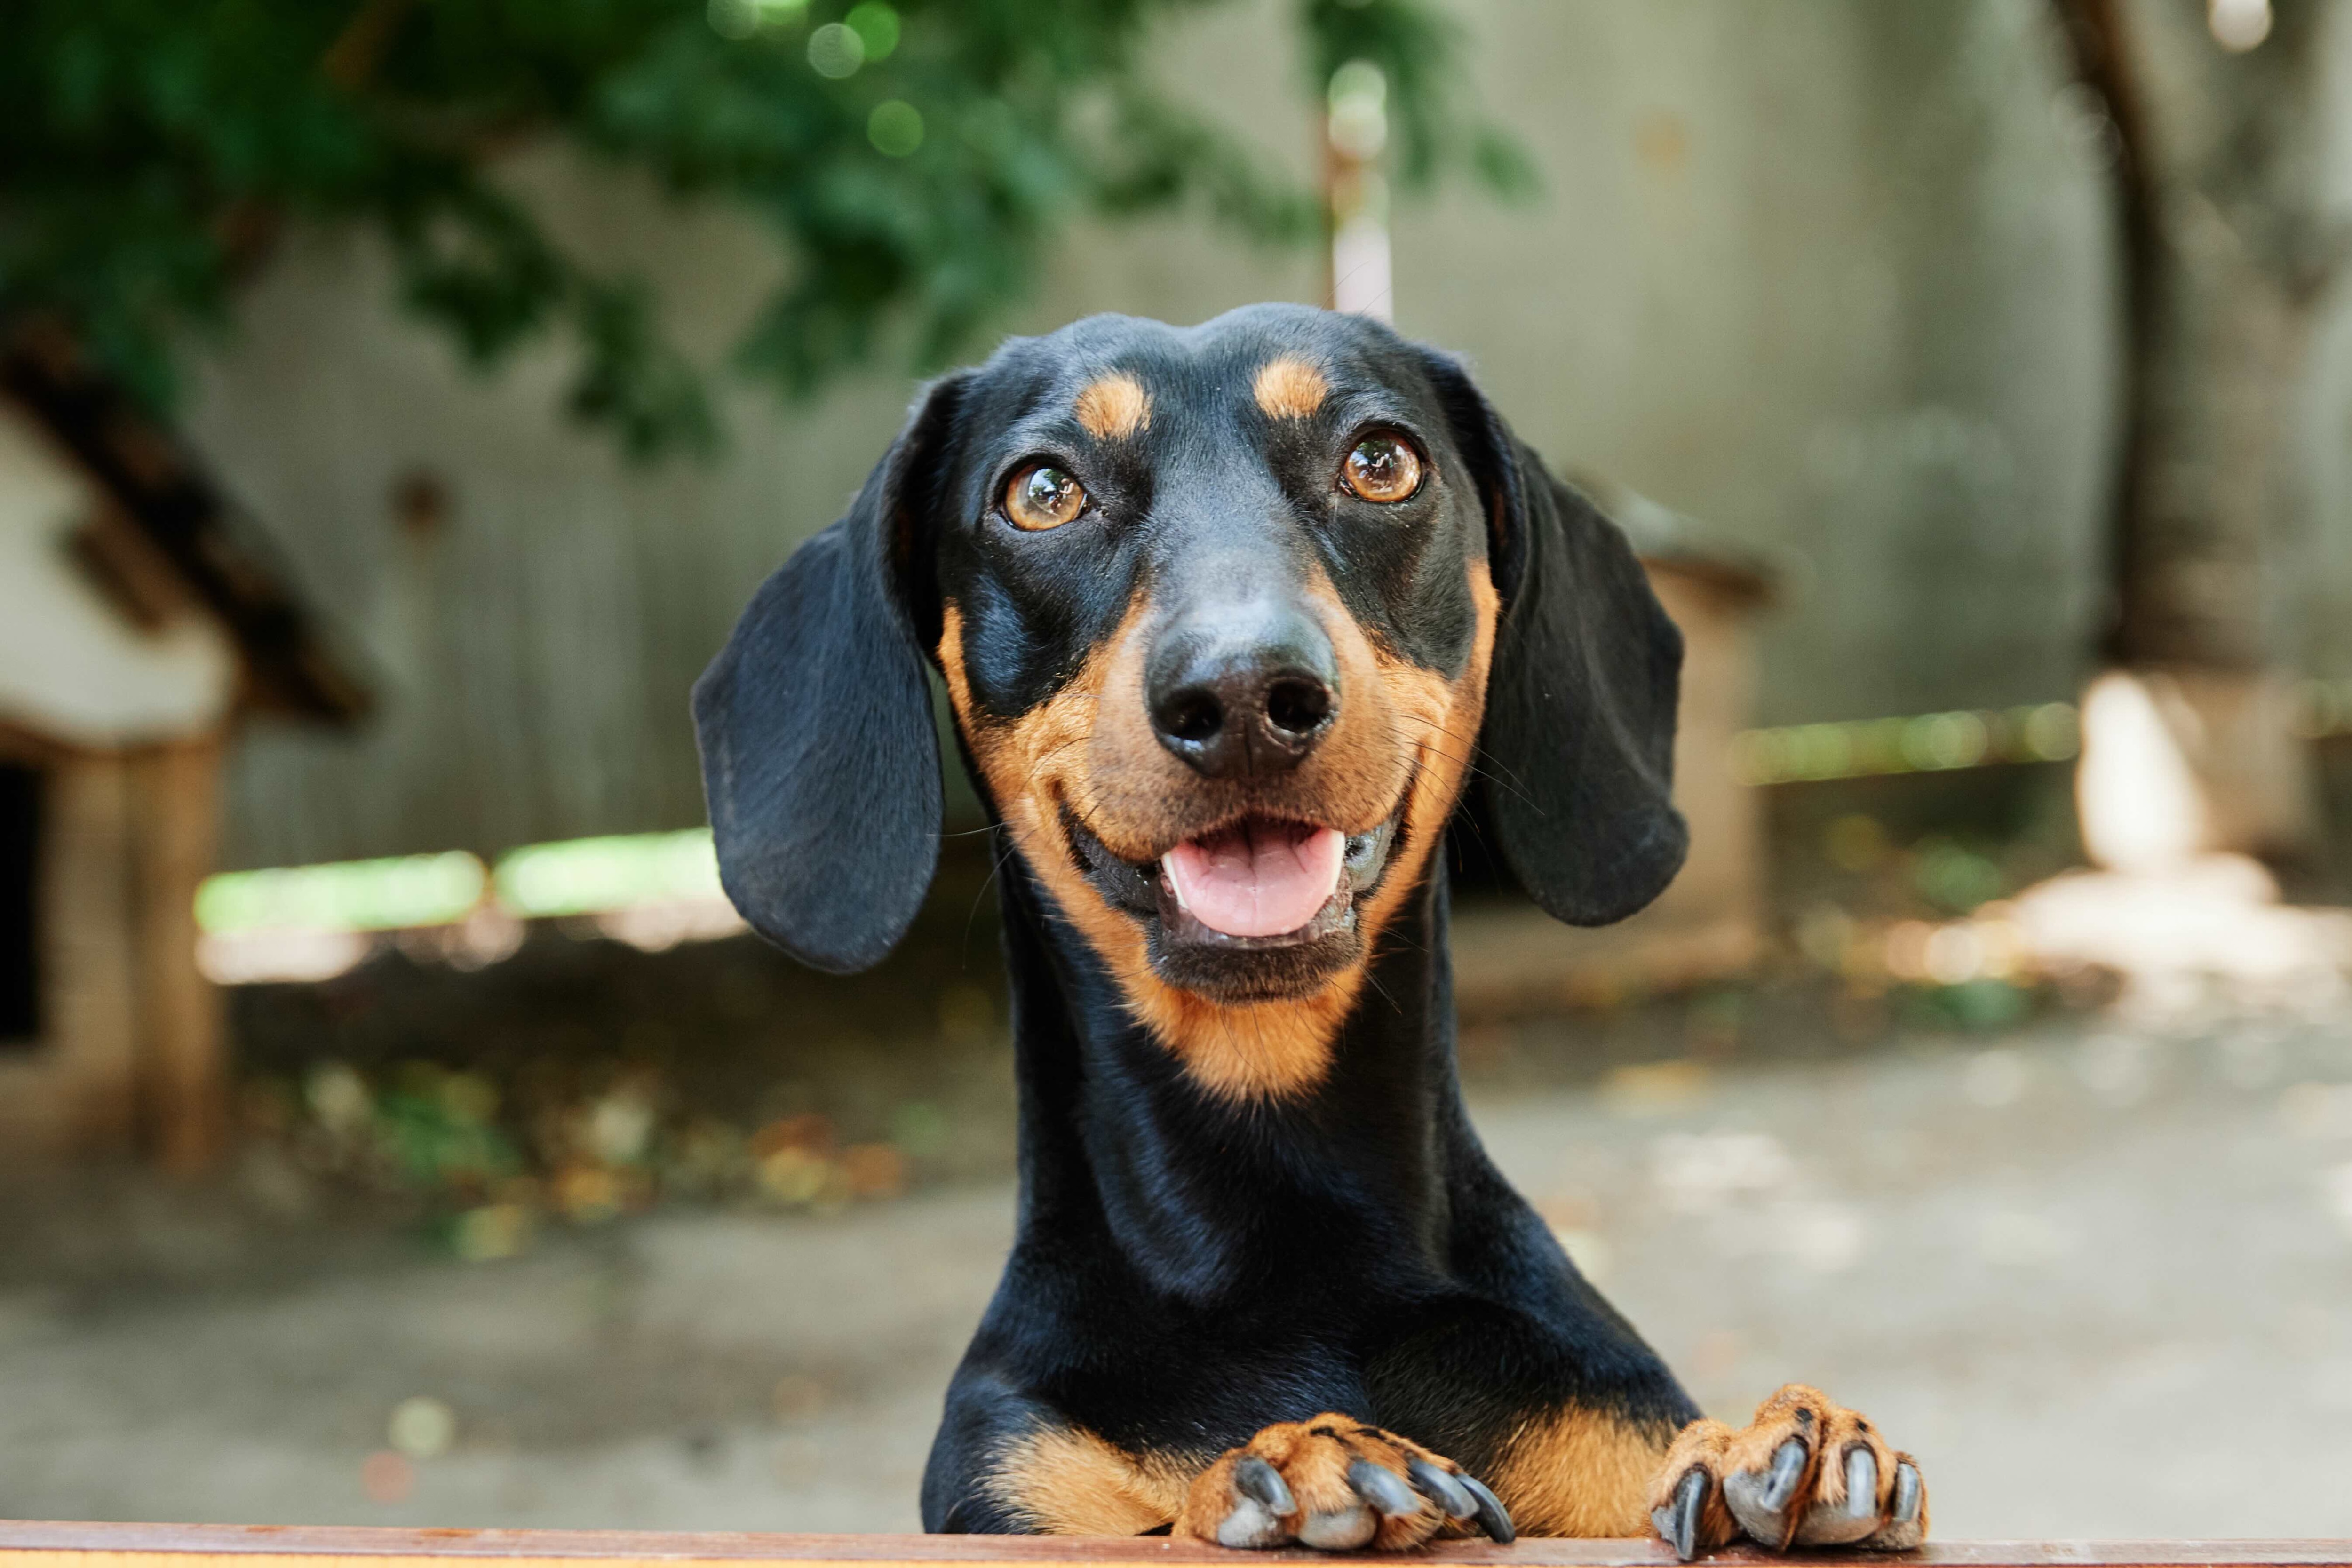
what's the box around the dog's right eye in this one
[1341,434,1424,503]
[1004,464,1088,531]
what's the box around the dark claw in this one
[1406,1457,1478,1521]
[1651,1467,1706,1560]
[1348,1460,1422,1520]
[1235,1456,1295,1515]
[1456,1473,1516,1544]
[1844,1448,1877,1520]
[1762,1437,1807,1511]
[1891,1461,1922,1524]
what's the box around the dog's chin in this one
[1144,915,1360,1003]
[1064,807,1401,1004]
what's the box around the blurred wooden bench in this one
[2,1524,2347,1568]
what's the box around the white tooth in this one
[1165,863,1191,912]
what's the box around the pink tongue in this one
[1164,822,1345,938]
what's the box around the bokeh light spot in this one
[1824,813,1889,873]
[845,1,900,60]
[1327,60,1388,162]
[868,100,923,157]
[807,22,864,77]
[2208,0,2272,50]
[360,1450,414,1504]
[388,1396,457,1461]
[707,0,758,39]
[708,0,805,39]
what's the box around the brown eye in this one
[1004,464,1087,530]
[1342,435,1423,503]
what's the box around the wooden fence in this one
[2,1525,2347,1568]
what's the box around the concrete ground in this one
[5,1007,2352,1540]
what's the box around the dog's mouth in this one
[1156,816,1396,948]
[1065,802,1403,1001]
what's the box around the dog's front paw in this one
[1647,1385,1925,1560]
[1174,1414,1513,1551]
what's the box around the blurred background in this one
[7,0,2352,1542]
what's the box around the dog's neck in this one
[994,837,1483,1303]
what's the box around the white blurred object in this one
[2209,0,2272,50]
[2036,667,2350,1020]
[596,895,748,952]
[1331,217,1393,323]
[386,902,527,971]
[386,1396,457,1461]
[2077,669,2207,873]
[2013,855,2352,1020]
[1651,1130,1793,1214]
[0,409,237,746]
[196,927,372,985]
[2078,668,2320,864]
[447,904,526,970]
[1326,60,1393,324]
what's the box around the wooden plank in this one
[127,733,227,1172]
[1,1525,2348,1568]
[34,752,140,1153]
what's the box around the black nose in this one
[1146,606,1339,779]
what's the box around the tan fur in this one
[984,1423,1194,1534]
[1645,1384,1927,1552]
[1252,357,1328,420]
[1489,1407,1677,1537]
[1648,1418,1742,1552]
[1074,373,1151,440]
[1176,1415,1448,1550]
[1175,1450,1252,1541]
[937,566,1496,1101]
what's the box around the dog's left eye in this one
[1004,464,1088,531]
[1341,435,1423,503]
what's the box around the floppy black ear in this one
[1422,352,1688,925]
[692,376,966,973]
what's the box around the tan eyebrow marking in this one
[1074,373,1151,440]
[1252,357,1328,420]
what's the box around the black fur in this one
[1420,349,1689,925]
[919,860,1698,1533]
[694,304,1700,1533]
[692,375,965,973]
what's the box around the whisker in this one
[964,832,1018,954]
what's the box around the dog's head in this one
[696,305,1685,1097]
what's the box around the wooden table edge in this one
[1,1527,2347,1568]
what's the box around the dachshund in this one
[695,304,1927,1556]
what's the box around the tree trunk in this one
[2053,0,2340,857]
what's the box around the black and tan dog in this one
[694,305,1927,1556]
